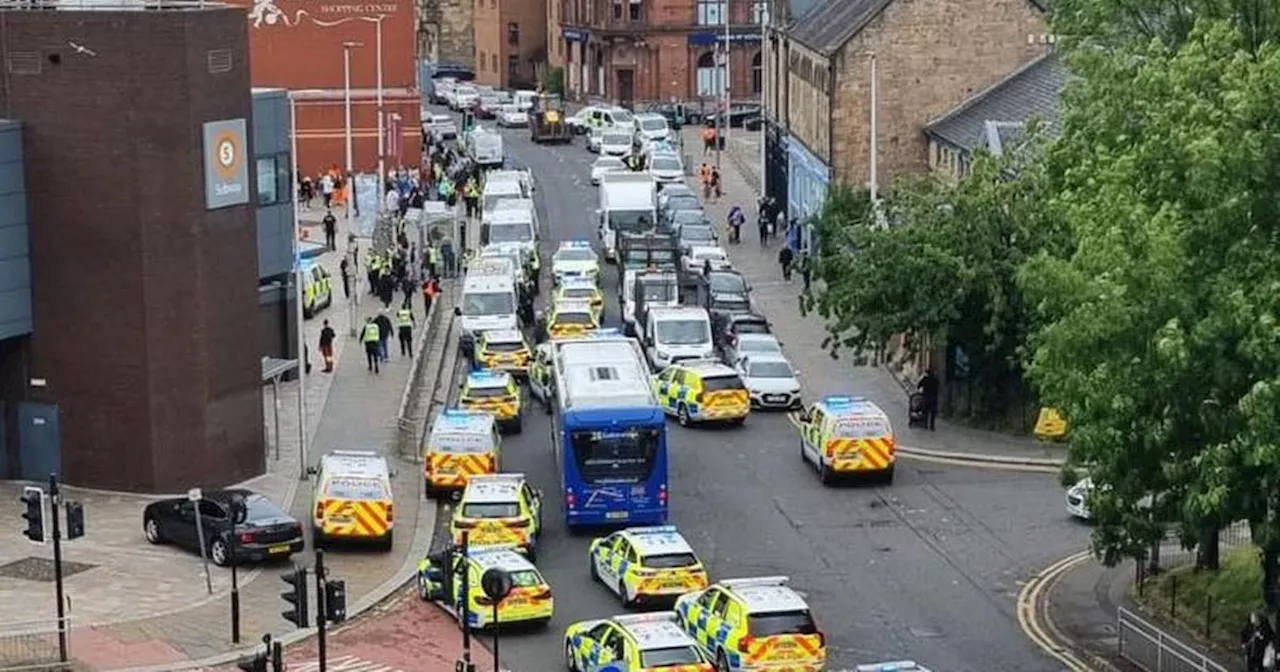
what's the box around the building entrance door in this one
[617,69,634,107]
[18,403,60,481]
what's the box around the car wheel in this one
[381,530,394,551]
[144,517,163,544]
[565,642,579,672]
[677,404,691,427]
[716,650,731,672]
[819,461,835,486]
[619,579,632,608]
[210,538,230,567]
[879,464,896,485]
[312,525,326,549]
[589,556,600,582]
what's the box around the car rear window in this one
[467,386,510,398]
[703,375,745,391]
[324,478,387,500]
[748,610,818,637]
[461,502,520,518]
[487,342,525,353]
[643,552,698,568]
[244,495,288,520]
[640,646,704,668]
[508,569,543,587]
[555,312,594,326]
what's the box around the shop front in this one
[562,28,590,95]
[786,135,828,252]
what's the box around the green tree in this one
[1051,0,1280,53]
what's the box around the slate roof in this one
[923,51,1067,154]
[786,0,1049,56]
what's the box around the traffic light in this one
[236,652,267,672]
[280,567,309,628]
[324,579,347,623]
[65,501,85,540]
[20,487,44,544]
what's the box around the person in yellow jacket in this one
[362,317,382,374]
[396,305,416,357]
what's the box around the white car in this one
[451,85,479,111]
[590,156,628,185]
[514,90,538,112]
[1066,477,1093,519]
[497,105,529,128]
[736,353,802,410]
[423,114,458,142]
[647,153,684,183]
[683,245,731,276]
[600,130,634,156]
[551,241,600,283]
[565,106,598,134]
[634,113,673,145]
[721,332,782,366]
[586,126,605,152]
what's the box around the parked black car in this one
[142,489,304,567]
[659,195,704,225]
[642,102,704,127]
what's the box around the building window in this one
[751,51,762,94]
[257,156,278,205]
[612,0,622,18]
[479,50,487,68]
[508,54,521,82]
[493,53,500,72]
[696,0,725,25]
[695,51,724,96]
[629,0,641,20]
[753,0,767,23]
[508,22,520,46]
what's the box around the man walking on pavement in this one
[396,303,415,357]
[340,256,352,299]
[917,368,940,430]
[319,319,336,373]
[797,251,813,293]
[778,245,794,281]
[463,176,480,220]
[323,209,337,250]
[375,310,394,363]
[361,317,381,373]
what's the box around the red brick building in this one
[554,0,765,106]
[225,0,422,170]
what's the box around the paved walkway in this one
[0,207,447,671]
[688,128,1064,461]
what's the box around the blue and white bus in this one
[551,333,669,529]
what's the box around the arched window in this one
[751,51,762,95]
[695,51,723,97]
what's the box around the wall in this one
[783,40,830,166]
[547,0,565,71]
[293,93,422,174]
[504,0,548,87]
[0,8,265,493]
[438,0,477,66]
[0,122,32,340]
[253,89,294,280]
[830,0,1045,187]
[474,0,503,86]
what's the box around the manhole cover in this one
[0,557,96,582]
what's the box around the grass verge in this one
[1133,547,1263,653]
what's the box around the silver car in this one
[736,353,802,409]
[721,332,782,367]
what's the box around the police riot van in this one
[457,258,519,356]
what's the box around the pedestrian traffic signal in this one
[236,652,267,672]
[20,487,44,544]
[280,567,309,628]
[324,579,347,623]
[65,501,85,540]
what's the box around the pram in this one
[907,392,929,428]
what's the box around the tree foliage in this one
[808,148,1066,423]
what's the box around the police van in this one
[310,450,395,550]
[457,258,520,356]
[424,409,501,496]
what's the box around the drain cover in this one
[0,557,96,582]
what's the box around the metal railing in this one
[0,618,72,672]
[1118,606,1234,672]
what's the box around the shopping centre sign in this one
[247,0,399,28]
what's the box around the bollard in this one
[1136,560,1145,597]
[1205,596,1212,639]
[1170,575,1178,618]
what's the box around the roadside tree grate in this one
[0,557,96,582]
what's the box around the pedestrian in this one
[699,163,712,199]
[427,244,440,279]
[300,176,314,210]
[778,245,794,281]
[396,303,415,357]
[322,209,337,250]
[441,238,456,278]
[797,251,813,293]
[375,310,394,363]
[422,275,439,314]
[710,167,722,200]
[361,317,381,373]
[340,256,352,299]
[1243,612,1276,672]
[917,368,940,431]
[463,176,480,219]
[759,212,770,246]
[728,205,745,244]
[701,124,717,156]
[320,173,335,209]
[318,319,336,373]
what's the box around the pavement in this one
[416,106,1093,672]
[0,206,450,671]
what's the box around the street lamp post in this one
[373,16,386,199]
[342,41,364,236]
[867,51,879,204]
[288,94,310,479]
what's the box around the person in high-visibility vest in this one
[361,317,382,374]
[396,305,416,357]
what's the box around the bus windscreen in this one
[571,430,658,484]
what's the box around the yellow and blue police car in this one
[449,473,544,560]
[418,544,554,629]
[565,612,713,672]
[589,525,709,608]
[652,360,750,427]
[552,240,600,285]
[458,370,523,434]
[796,395,895,484]
[545,299,601,340]
[301,259,333,319]
[554,277,605,317]
[674,576,826,672]
[472,329,532,379]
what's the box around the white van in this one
[457,260,519,353]
[643,306,713,371]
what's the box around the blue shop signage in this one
[688,31,764,47]
[562,27,590,42]
[786,136,829,222]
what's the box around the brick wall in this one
[547,0,566,70]
[504,0,549,86]
[294,94,423,172]
[439,0,476,66]
[830,0,1046,187]
[474,0,502,86]
[784,40,831,164]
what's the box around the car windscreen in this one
[562,288,596,301]
[554,311,594,326]
[463,291,515,316]
[733,321,771,334]
[608,210,657,233]
[664,197,700,212]
[833,419,891,438]
[749,361,793,378]
[641,118,668,131]
[713,296,751,312]
[673,211,710,227]
[432,432,491,453]
[748,610,818,637]
[485,341,526,353]
[604,133,631,145]
[656,319,710,345]
[640,280,678,302]
[324,478,387,500]
[741,338,780,353]
[244,495,289,520]
[651,157,681,171]
[661,186,695,200]
[703,375,746,391]
[681,226,716,242]
[466,385,510,398]
[709,274,747,294]
[461,502,519,518]
[639,646,704,668]
[643,552,698,568]
[557,248,596,261]
[489,222,532,243]
[571,430,659,484]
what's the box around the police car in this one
[675,576,825,672]
[565,612,712,672]
[458,370,523,433]
[552,241,601,285]
[555,277,605,316]
[418,544,554,629]
[450,473,544,560]
[589,526,709,607]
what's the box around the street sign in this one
[187,488,202,501]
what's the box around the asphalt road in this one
[427,107,1089,672]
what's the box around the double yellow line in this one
[1016,550,1098,671]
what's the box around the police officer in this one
[396,304,415,357]
[530,351,554,415]
[518,283,536,327]
[463,176,480,220]
[361,317,382,374]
